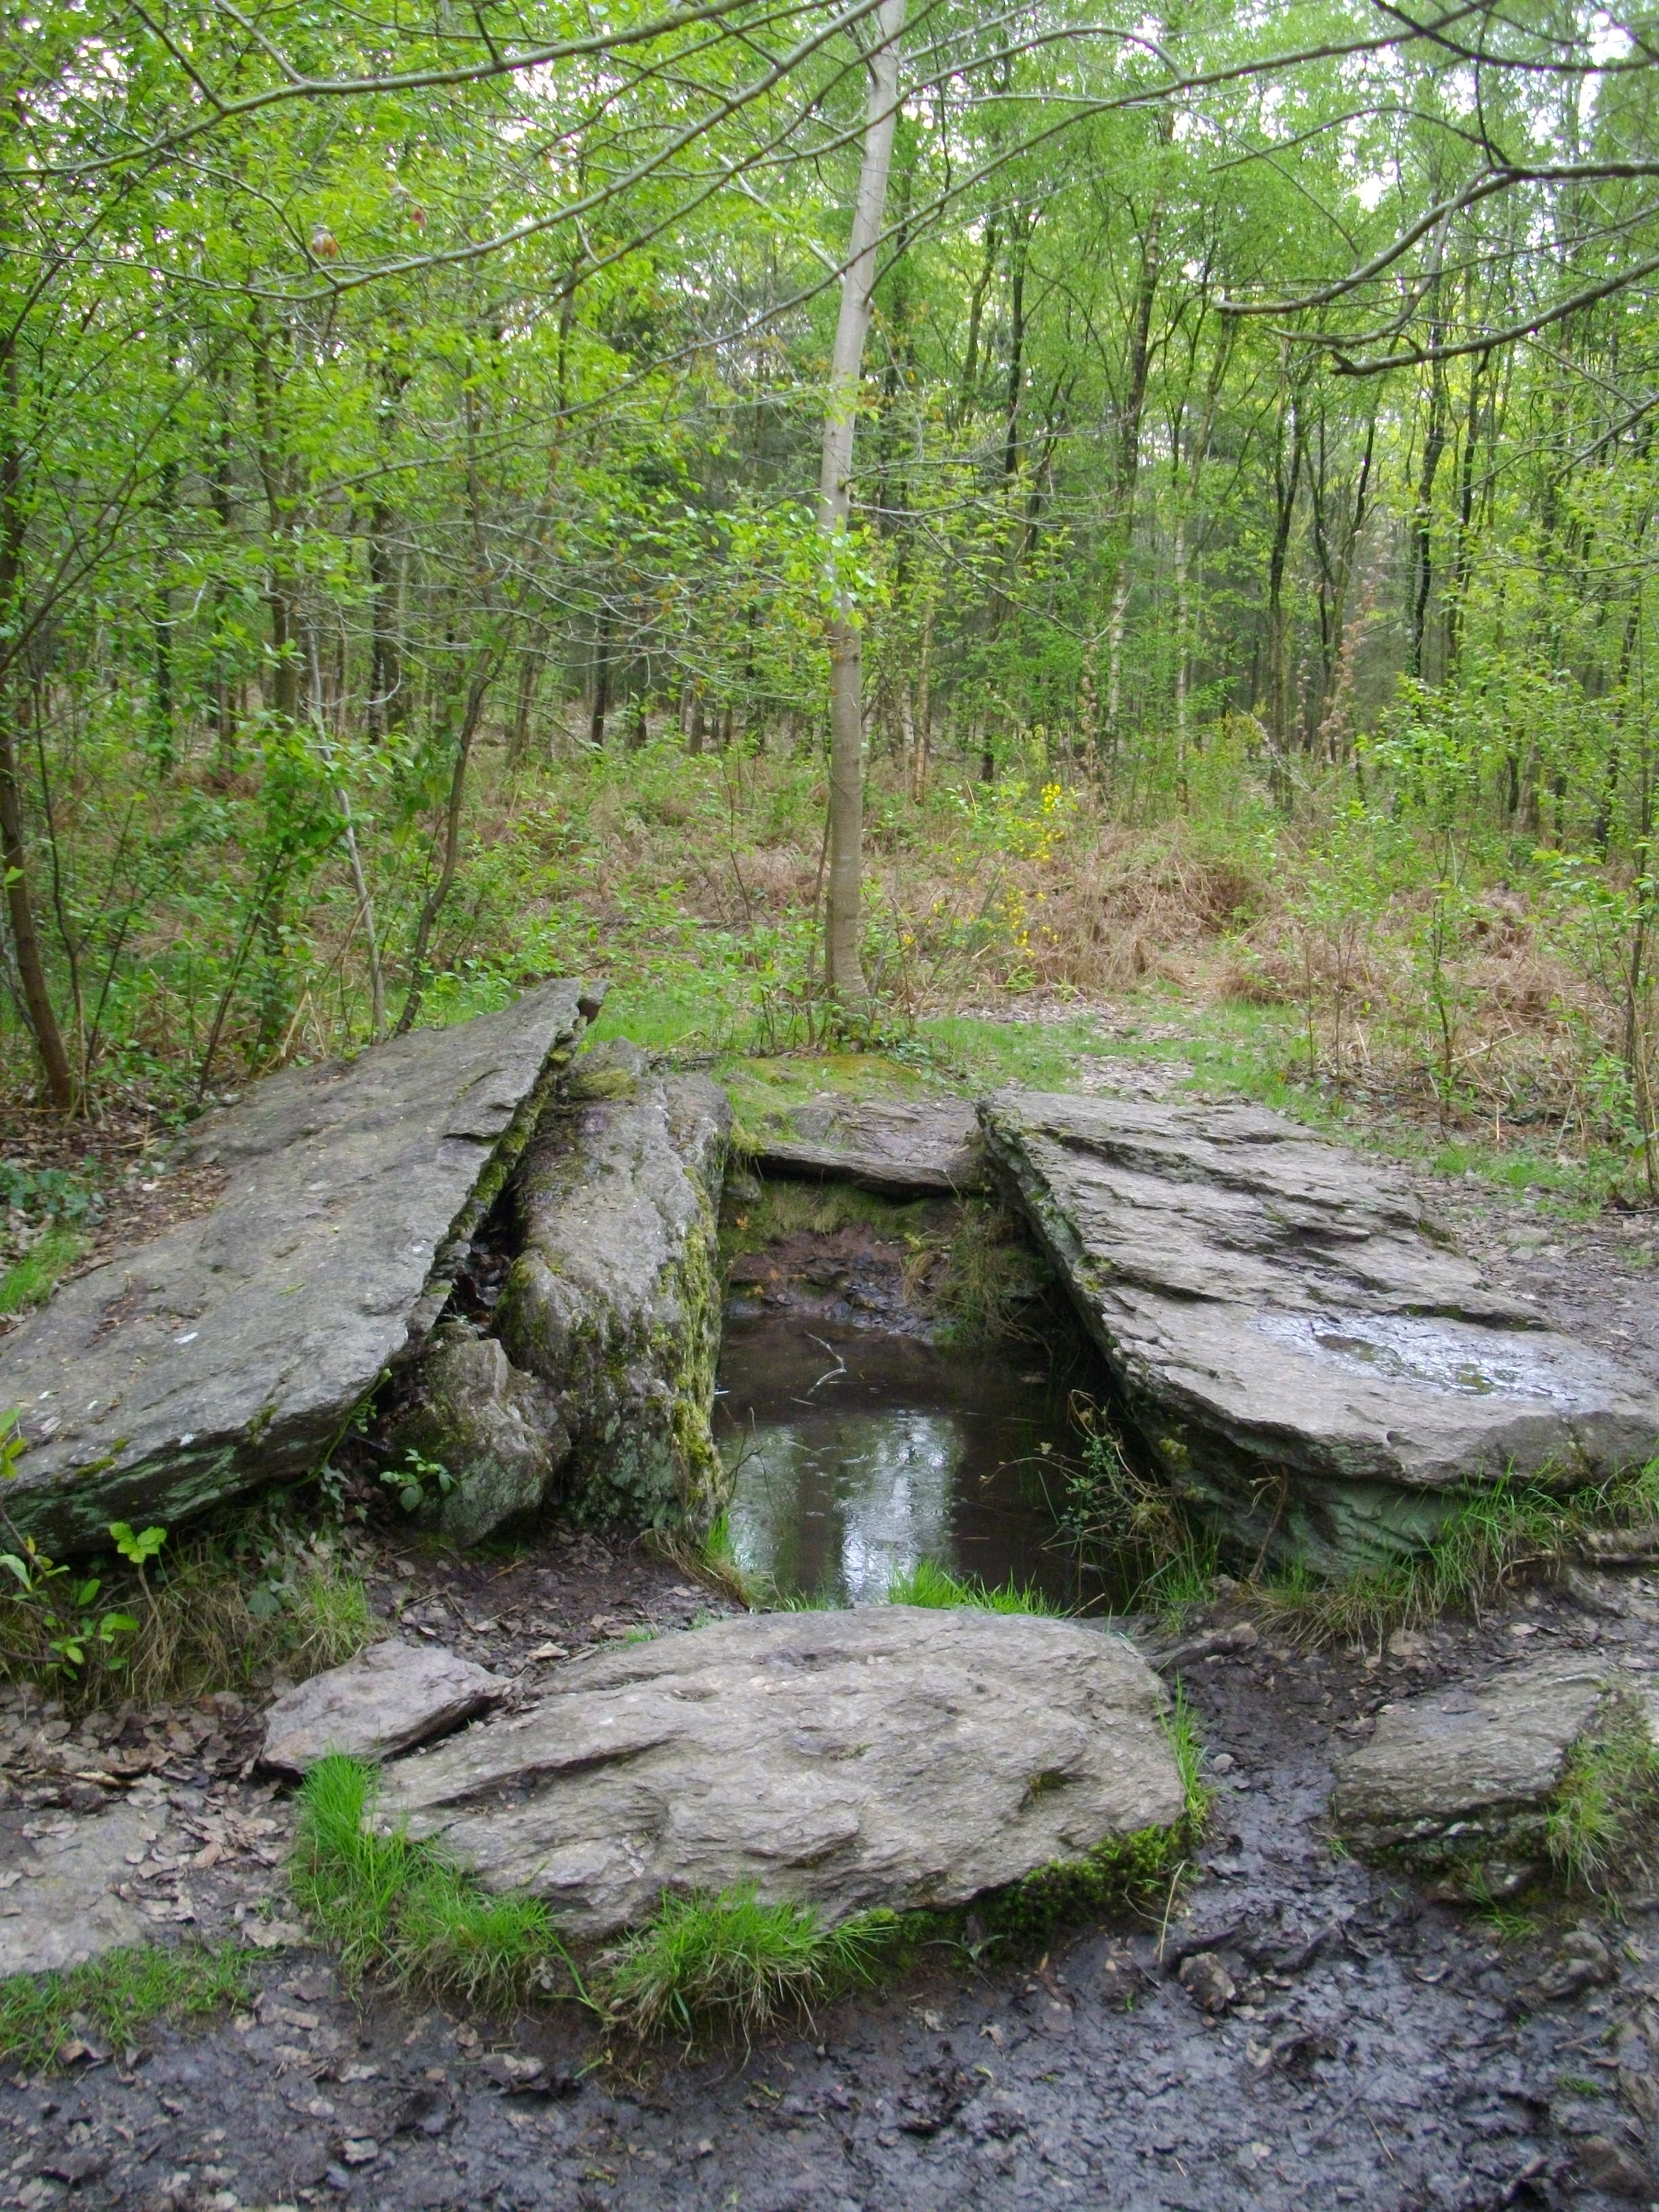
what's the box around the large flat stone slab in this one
[260,1639,510,1774]
[497,1041,729,1536]
[1330,1654,1641,1875]
[0,982,596,1554]
[375,1606,1183,1938]
[750,1095,985,1194]
[982,1091,1659,1569]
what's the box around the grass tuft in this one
[0,1227,85,1319]
[604,1885,890,2044]
[0,1944,255,2072]
[1254,1462,1659,1650]
[1547,1694,1659,1894]
[885,1556,1058,1613]
[288,1755,560,2009]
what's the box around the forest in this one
[5,0,1659,1237]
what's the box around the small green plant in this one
[1,1408,25,1481]
[1547,1695,1659,1893]
[0,1533,138,1682]
[0,1943,255,2071]
[0,1228,87,1319]
[109,1521,167,1568]
[604,1885,890,2043]
[384,1448,453,1516]
[885,1557,1058,1613]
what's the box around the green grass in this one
[0,1226,85,1317]
[0,1943,256,2071]
[289,1755,562,2009]
[1164,1681,1213,1832]
[885,1556,1059,1613]
[1255,1462,1659,1650]
[1547,1694,1659,1894]
[604,1885,891,2043]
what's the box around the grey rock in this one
[1177,1951,1237,2013]
[260,1637,509,1773]
[981,1090,1659,1570]
[391,1326,570,1547]
[748,1094,985,1194]
[0,981,596,1555]
[1330,1654,1636,1869]
[0,1799,154,1975]
[375,1605,1184,1938]
[497,1040,730,1535]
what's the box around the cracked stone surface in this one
[375,1605,1183,1937]
[981,1089,1659,1570]
[0,981,596,1555]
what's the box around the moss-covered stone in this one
[496,1041,731,1538]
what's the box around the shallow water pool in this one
[713,1316,1081,1606]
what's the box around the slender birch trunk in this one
[819,0,906,1006]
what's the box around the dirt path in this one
[4,1559,1657,2212]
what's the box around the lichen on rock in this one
[495,1039,731,1537]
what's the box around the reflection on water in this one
[714,1317,1079,1605]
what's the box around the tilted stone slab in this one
[1330,1654,1643,1873]
[260,1639,510,1774]
[750,1094,985,1194]
[496,1040,729,1535]
[981,1090,1659,1570]
[375,1606,1184,1938]
[0,981,596,1555]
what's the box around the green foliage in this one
[109,1521,168,1568]
[0,1944,256,2072]
[604,1885,890,2044]
[1546,1696,1659,1895]
[384,1448,454,1517]
[884,1557,1057,1614]
[1053,1407,1218,1618]
[0,1533,139,1684]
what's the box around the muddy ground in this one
[6,1128,1659,2211]
[7,1567,1659,2211]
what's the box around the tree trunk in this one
[819,0,907,1006]
[0,344,73,1108]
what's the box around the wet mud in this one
[6,1562,1659,2212]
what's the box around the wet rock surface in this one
[14,1573,1659,2211]
[377,1606,1183,1936]
[1330,1653,1629,1875]
[0,981,596,1555]
[749,1094,986,1193]
[982,1088,1659,1570]
[259,1640,509,1775]
[497,1040,731,1536]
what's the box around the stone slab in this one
[260,1639,510,1773]
[1330,1654,1633,1868]
[749,1094,985,1193]
[0,981,596,1555]
[375,1605,1184,1938]
[982,1090,1659,1569]
[497,1041,730,1534]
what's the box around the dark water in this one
[712,1317,1081,1606]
